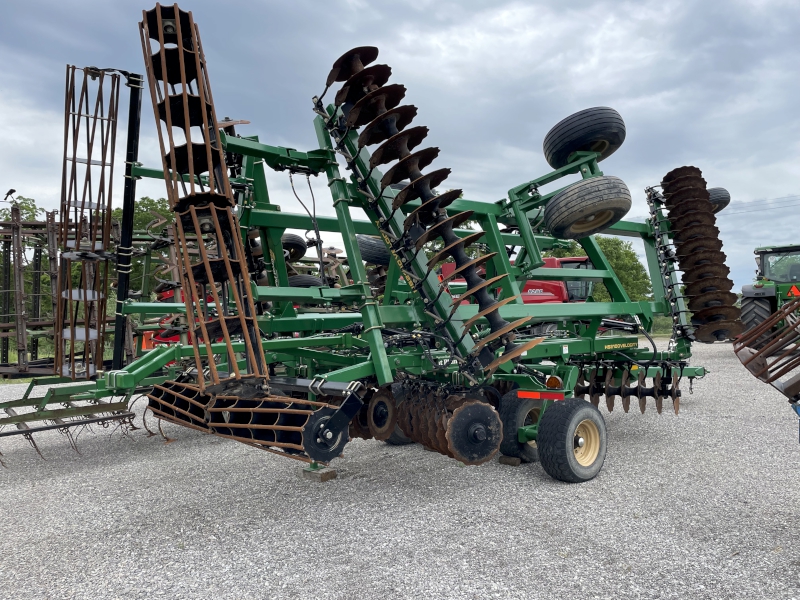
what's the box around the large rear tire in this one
[544,176,631,239]
[543,107,626,170]
[740,296,772,348]
[538,398,607,483]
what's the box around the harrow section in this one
[57,66,119,379]
[139,5,268,397]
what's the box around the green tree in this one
[0,196,44,223]
[110,196,171,231]
[543,236,652,302]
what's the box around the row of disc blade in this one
[574,367,682,415]
[324,46,537,375]
[661,166,742,342]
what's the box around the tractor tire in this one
[537,398,607,483]
[356,234,391,266]
[741,296,772,336]
[281,233,307,262]
[288,275,324,288]
[385,425,414,446]
[543,107,626,170]
[707,187,731,213]
[499,392,543,463]
[544,175,631,239]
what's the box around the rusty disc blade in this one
[671,374,680,415]
[667,199,714,220]
[427,231,485,270]
[675,236,723,256]
[620,370,631,413]
[694,319,744,343]
[451,274,509,310]
[393,168,451,210]
[691,305,740,324]
[662,165,702,186]
[370,125,429,168]
[687,291,738,312]
[347,84,407,128]
[663,174,707,195]
[669,209,716,232]
[483,338,543,375]
[681,263,730,283]
[471,315,528,352]
[442,253,497,286]
[445,401,503,465]
[664,188,712,211]
[653,371,663,414]
[404,188,462,228]
[673,224,720,244]
[685,276,733,297]
[415,211,475,249]
[358,105,418,147]
[334,64,392,106]
[367,390,398,441]
[326,46,379,86]
[679,249,727,271]
[381,147,441,189]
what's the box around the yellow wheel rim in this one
[574,419,601,466]
[570,209,615,234]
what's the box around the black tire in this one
[543,107,626,170]
[544,175,631,239]
[385,425,414,446]
[740,296,772,345]
[281,233,307,262]
[288,274,324,288]
[356,234,391,266]
[499,392,543,463]
[708,187,731,214]
[538,398,607,483]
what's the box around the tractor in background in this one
[741,244,800,333]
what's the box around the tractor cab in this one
[756,244,800,285]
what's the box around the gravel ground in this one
[0,342,798,600]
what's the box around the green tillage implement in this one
[2,116,706,477]
[2,24,729,481]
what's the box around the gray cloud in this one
[1,0,798,290]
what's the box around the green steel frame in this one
[2,113,705,447]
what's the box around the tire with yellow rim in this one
[543,175,631,240]
[537,398,607,483]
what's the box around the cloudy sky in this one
[2,0,799,290]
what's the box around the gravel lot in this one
[0,342,798,600]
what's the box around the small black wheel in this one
[544,175,631,239]
[384,425,414,445]
[543,107,626,170]
[288,274,324,288]
[537,398,607,483]
[281,233,307,262]
[498,392,543,463]
[707,187,731,213]
[302,407,350,463]
[356,234,391,266]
